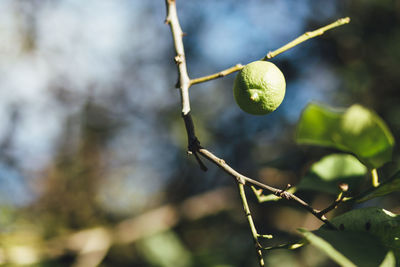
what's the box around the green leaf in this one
[297,153,367,194]
[358,171,400,202]
[299,228,391,267]
[320,207,400,262]
[296,103,394,169]
[380,251,396,267]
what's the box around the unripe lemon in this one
[233,61,286,115]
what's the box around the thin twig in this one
[189,17,350,85]
[318,191,346,216]
[238,183,265,267]
[263,241,305,251]
[190,64,244,86]
[264,17,350,59]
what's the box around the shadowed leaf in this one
[299,229,392,267]
[320,207,400,263]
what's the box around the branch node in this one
[275,184,292,199]
[174,54,184,64]
[237,176,246,185]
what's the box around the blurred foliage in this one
[296,103,394,169]
[0,0,399,266]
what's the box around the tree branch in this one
[189,17,350,85]
[237,183,265,267]
[182,113,208,171]
[190,64,244,86]
[165,0,191,115]
[198,148,336,229]
[165,0,337,230]
[165,4,339,266]
[318,184,347,216]
[166,0,208,171]
[263,17,350,60]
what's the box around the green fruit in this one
[233,61,286,115]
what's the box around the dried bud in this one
[339,183,349,192]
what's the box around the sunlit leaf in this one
[299,228,392,267]
[296,103,394,169]
[297,153,367,194]
[380,251,396,267]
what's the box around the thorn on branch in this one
[194,151,208,171]
[257,234,273,239]
[182,112,207,171]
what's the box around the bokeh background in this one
[0,0,399,266]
